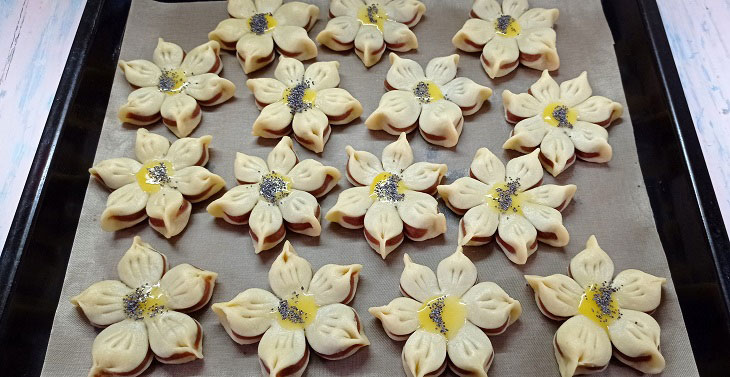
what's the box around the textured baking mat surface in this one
[41,0,699,375]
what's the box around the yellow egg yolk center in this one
[259,172,292,204]
[412,81,444,104]
[123,283,168,320]
[136,160,175,193]
[274,292,318,330]
[357,4,388,32]
[577,282,621,330]
[494,15,521,37]
[417,295,467,340]
[249,13,277,34]
[158,69,188,95]
[543,102,578,128]
[485,179,525,215]
[283,81,317,114]
[369,172,407,202]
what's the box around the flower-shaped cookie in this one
[118,38,235,138]
[248,57,363,153]
[370,249,522,377]
[71,237,217,377]
[326,133,447,259]
[437,147,576,264]
[502,70,624,176]
[366,53,492,148]
[317,0,426,67]
[89,129,225,238]
[212,241,369,376]
[453,0,559,78]
[525,236,667,376]
[207,137,340,253]
[209,0,319,74]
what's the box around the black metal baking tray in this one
[1,0,728,375]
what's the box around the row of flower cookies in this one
[72,235,667,377]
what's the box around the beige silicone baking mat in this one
[41,0,699,375]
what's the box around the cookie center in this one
[485,178,525,215]
[357,4,388,32]
[369,172,407,202]
[494,15,521,37]
[417,295,467,340]
[136,160,175,193]
[274,291,318,330]
[259,172,292,204]
[123,283,168,320]
[543,102,577,128]
[158,68,188,95]
[249,12,277,35]
[412,81,444,104]
[578,282,621,329]
[283,80,317,114]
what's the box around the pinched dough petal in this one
[145,311,203,363]
[267,136,298,175]
[118,59,161,88]
[368,297,421,341]
[401,162,447,194]
[384,0,426,27]
[255,0,282,14]
[554,315,612,377]
[502,0,529,18]
[211,288,278,344]
[425,55,459,85]
[402,329,447,377]
[316,16,360,51]
[247,78,287,108]
[573,95,623,126]
[568,235,614,287]
[135,128,170,163]
[524,274,582,320]
[146,187,191,238]
[324,186,374,229]
[258,324,309,376]
[71,280,132,327]
[355,25,385,67]
[436,248,476,297]
[118,87,165,125]
[386,53,425,90]
[471,0,500,21]
[437,177,490,215]
[613,269,666,313]
[166,134,212,169]
[308,264,361,305]
[234,152,268,184]
[383,20,418,52]
[208,18,248,50]
[287,159,341,197]
[159,263,217,312]
[172,166,225,203]
[89,158,142,190]
[100,183,149,232]
[418,100,464,147]
[382,132,413,173]
[249,201,285,253]
[314,88,363,125]
[228,0,256,19]
[516,27,559,71]
[523,184,577,211]
[273,1,319,29]
[608,309,666,374]
[496,214,537,264]
[447,321,494,377]
[344,145,384,186]
[88,320,151,377]
[458,204,499,247]
[117,236,167,288]
[269,241,313,297]
[503,116,549,153]
[480,36,519,79]
[521,202,569,247]
[540,129,575,177]
[279,189,321,236]
[330,0,364,17]
[452,18,494,53]
[236,32,275,74]
[272,25,317,61]
[559,71,592,108]
[502,90,542,121]
[160,93,201,138]
[252,101,294,138]
[396,191,446,241]
[364,201,404,259]
[292,108,330,153]
[185,73,236,106]
[529,69,559,104]
[305,304,369,360]
[569,121,612,163]
[207,184,260,224]
[304,61,340,91]
[517,7,559,29]
[400,253,440,301]
[440,77,492,116]
[153,38,184,70]
[365,90,421,135]
[468,147,505,186]
[180,41,222,75]
[462,282,522,334]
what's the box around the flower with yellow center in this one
[370,248,522,377]
[525,236,667,376]
[212,242,369,377]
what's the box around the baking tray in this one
[0,0,728,376]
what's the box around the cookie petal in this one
[517,7,559,29]
[400,253,439,301]
[267,136,297,175]
[436,248,476,297]
[252,101,294,138]
[258,323,309,376]
[447,321,494,376]
[117,236,167,288]
[135,128,170,163]
[89,158,142,190]
[608,309,666,374]
[228,0,256,18]
[559,71,592,108]
[354,25,385,67]
[180,41,222,75]
[247,78,287,108]
[278,189,321,236]
[269,241,314,298]
[496,213,537,264]
[324,186,374,229]
[118,87,165,125]
[159,263,217,312]
[516,27,559,71]
[384,0,426,27]
[272,25,317,61]
[382,132,413,173]
[345,145,384,186]
[144,311,203,363]
[211,288,279,344]
[521,202,569,247]
[383,20,418,52]
[452,18,494,53]
[208,18,248,50]
[365,90,421,135]
[471,0,501,21]
[396,190,446,241]
[468,147,505,185]
[292,108,330,153]
[100,183,149,232]
[368,297,421,341]
[419,99,464,147]
[160,93,201,138]
[501,0,529,18]
[524,274,582,320]
[146,187,191,238]
[462,282,521,334]
[305,304,369,360]
[304,61,340,91]
[308,264,362,305]
[287,159,341,197]
[437,177,490,215]
[573,95,623,127]
[330,0,363,17]
[166,134,212,169]
[458,204,499,247]
[480,36,519,79]
[249,201,286,253]
[274,1,319,29]
[568,235,614,287]
[529,69,559,104]
[236,32,275,74]
[70,280,132,327]
[88,320,151,377]
[402,329,447,377]
[440,77,492,116]
[314,87,363,125]
[523,183,576,211]
[118,59,161,88]
[206,184,260,224]
[613,269,666,313]
[364,201,404,259]
[425,54,459,85]
[153,38,184,70]
[386,53,426,90]
[316,16,360,51]
[255,0,282,14]
[568,121,612,163]
[539,129,575,176]
[502,90,542,122]
[234,152,268,184]
[502,116,549,153]
[554,315,612,376]
[401,162,447,194]
[185,73,236,106]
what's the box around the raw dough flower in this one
[326,133,447,259]
[118,38,235,138]
[209,0,319,73]
[71,236,218,377]
[317,0,426,67]
[366,53,492,147]
[207,137,341,253]
[370,248,522,377]
[453,0,559,78]
[247,57,363,152]
[525,235,667,376]
[212,241,369,376]
[502,70,623,176]
[89,129,225,238]
[437,147,576,264]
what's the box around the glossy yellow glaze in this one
[135,160,174,193]
[275,293,318,331]
[485,181,526,215]
[542,102,578,127]
[494,15,521,37]
[369,172,407,201]
[357,4,388,32]
[578,283,621,330]
[417,295,467,340]
[159,69,187,95]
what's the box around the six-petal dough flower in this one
[71,236,218,377]
[437,147,576,264]
[207,136,341,253]
[502,69,624,176]
[118,38,235,138]
[326,133,448,259]
[209,0,319,74]
[317,0,426,67]
[212,241,369,377]
[370,248,522,377]
[366,53,492,148]
[89,129,225,238]
[453,0,559,78]
[248,56,363,153]
[525,235,667,376]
